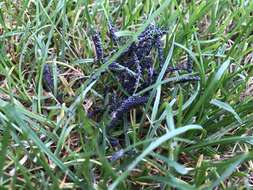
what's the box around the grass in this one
[0,0,253,189]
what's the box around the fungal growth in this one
[92,31,104,62]
[108,95,149,129]
[90,22,200,144]
[43,63,54,92]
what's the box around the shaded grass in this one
[0,0,253,189]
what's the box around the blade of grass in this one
[185,59,231,123]
[210,99,242,124]
[0,103,80,184]
[108,124,202,190]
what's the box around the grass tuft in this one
[0,0,253,189]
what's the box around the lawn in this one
[0,0,253,189]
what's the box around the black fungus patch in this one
[43,63,54,92]
[90,23,200,143]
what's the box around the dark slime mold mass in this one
[43,64,54,92]
[92,31,104,62]
[108,96,149,129]
[91,22,200,143]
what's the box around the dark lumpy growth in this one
[135,24,166,61]
[43,64,53,92]
[112,24,167,94]
[108,96,148,129]
[92,31,104,62]
[89,23,199,138]
[108,21,118,44]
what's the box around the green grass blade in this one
[108,124,202,190]
[210,99,242,124]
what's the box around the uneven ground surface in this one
[0,0,253,189]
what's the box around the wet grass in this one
[0,0,253,189]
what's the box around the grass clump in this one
[0,0,253,189]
